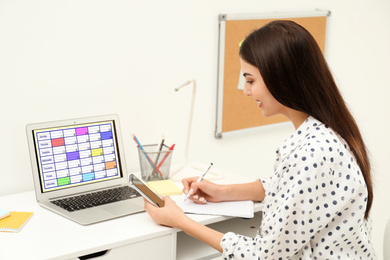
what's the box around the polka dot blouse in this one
[221,116,376,259]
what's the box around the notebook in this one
[0,211,33,232]
[26,114,145,225]
[178,200,254,218]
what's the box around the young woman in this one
[144,20,376,259]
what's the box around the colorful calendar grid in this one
[35,122,120,192]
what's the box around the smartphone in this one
[129,174,165,207]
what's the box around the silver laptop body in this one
[26,114,144,225]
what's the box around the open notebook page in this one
[178,199,254,218]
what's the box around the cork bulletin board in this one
[215,11,330,138]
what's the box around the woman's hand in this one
[182,177,225,204]
[143,196,188,228]
[183,177,266,203]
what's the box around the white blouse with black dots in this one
[220,116,376,260]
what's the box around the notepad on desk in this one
[178,200,254,218]
[0,211,33,233]
[148,179,182,196]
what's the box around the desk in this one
[0,167,263,260]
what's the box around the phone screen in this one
[129,174,165,207]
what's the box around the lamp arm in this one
[170,79,196,177]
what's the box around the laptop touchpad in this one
[101,198,144,215]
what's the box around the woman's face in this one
[240,58,287,118]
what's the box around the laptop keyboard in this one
[51,186,142,212]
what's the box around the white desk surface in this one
[0,165,263,260]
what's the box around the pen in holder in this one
[137,144,174,181]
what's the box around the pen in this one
[151,137,165,176]
[153,143,175,175]
[184,163,213,201]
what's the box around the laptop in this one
[26,114,145,225]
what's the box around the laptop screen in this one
[31,120,123,193]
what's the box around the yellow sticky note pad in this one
[148,179,182,196]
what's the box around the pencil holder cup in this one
[137,144,173,181]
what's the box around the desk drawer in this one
[75,234,175,260]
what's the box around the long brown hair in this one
[240,20,373,219]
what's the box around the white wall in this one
[1,0,389,258]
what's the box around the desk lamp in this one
[170,79,223,181]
